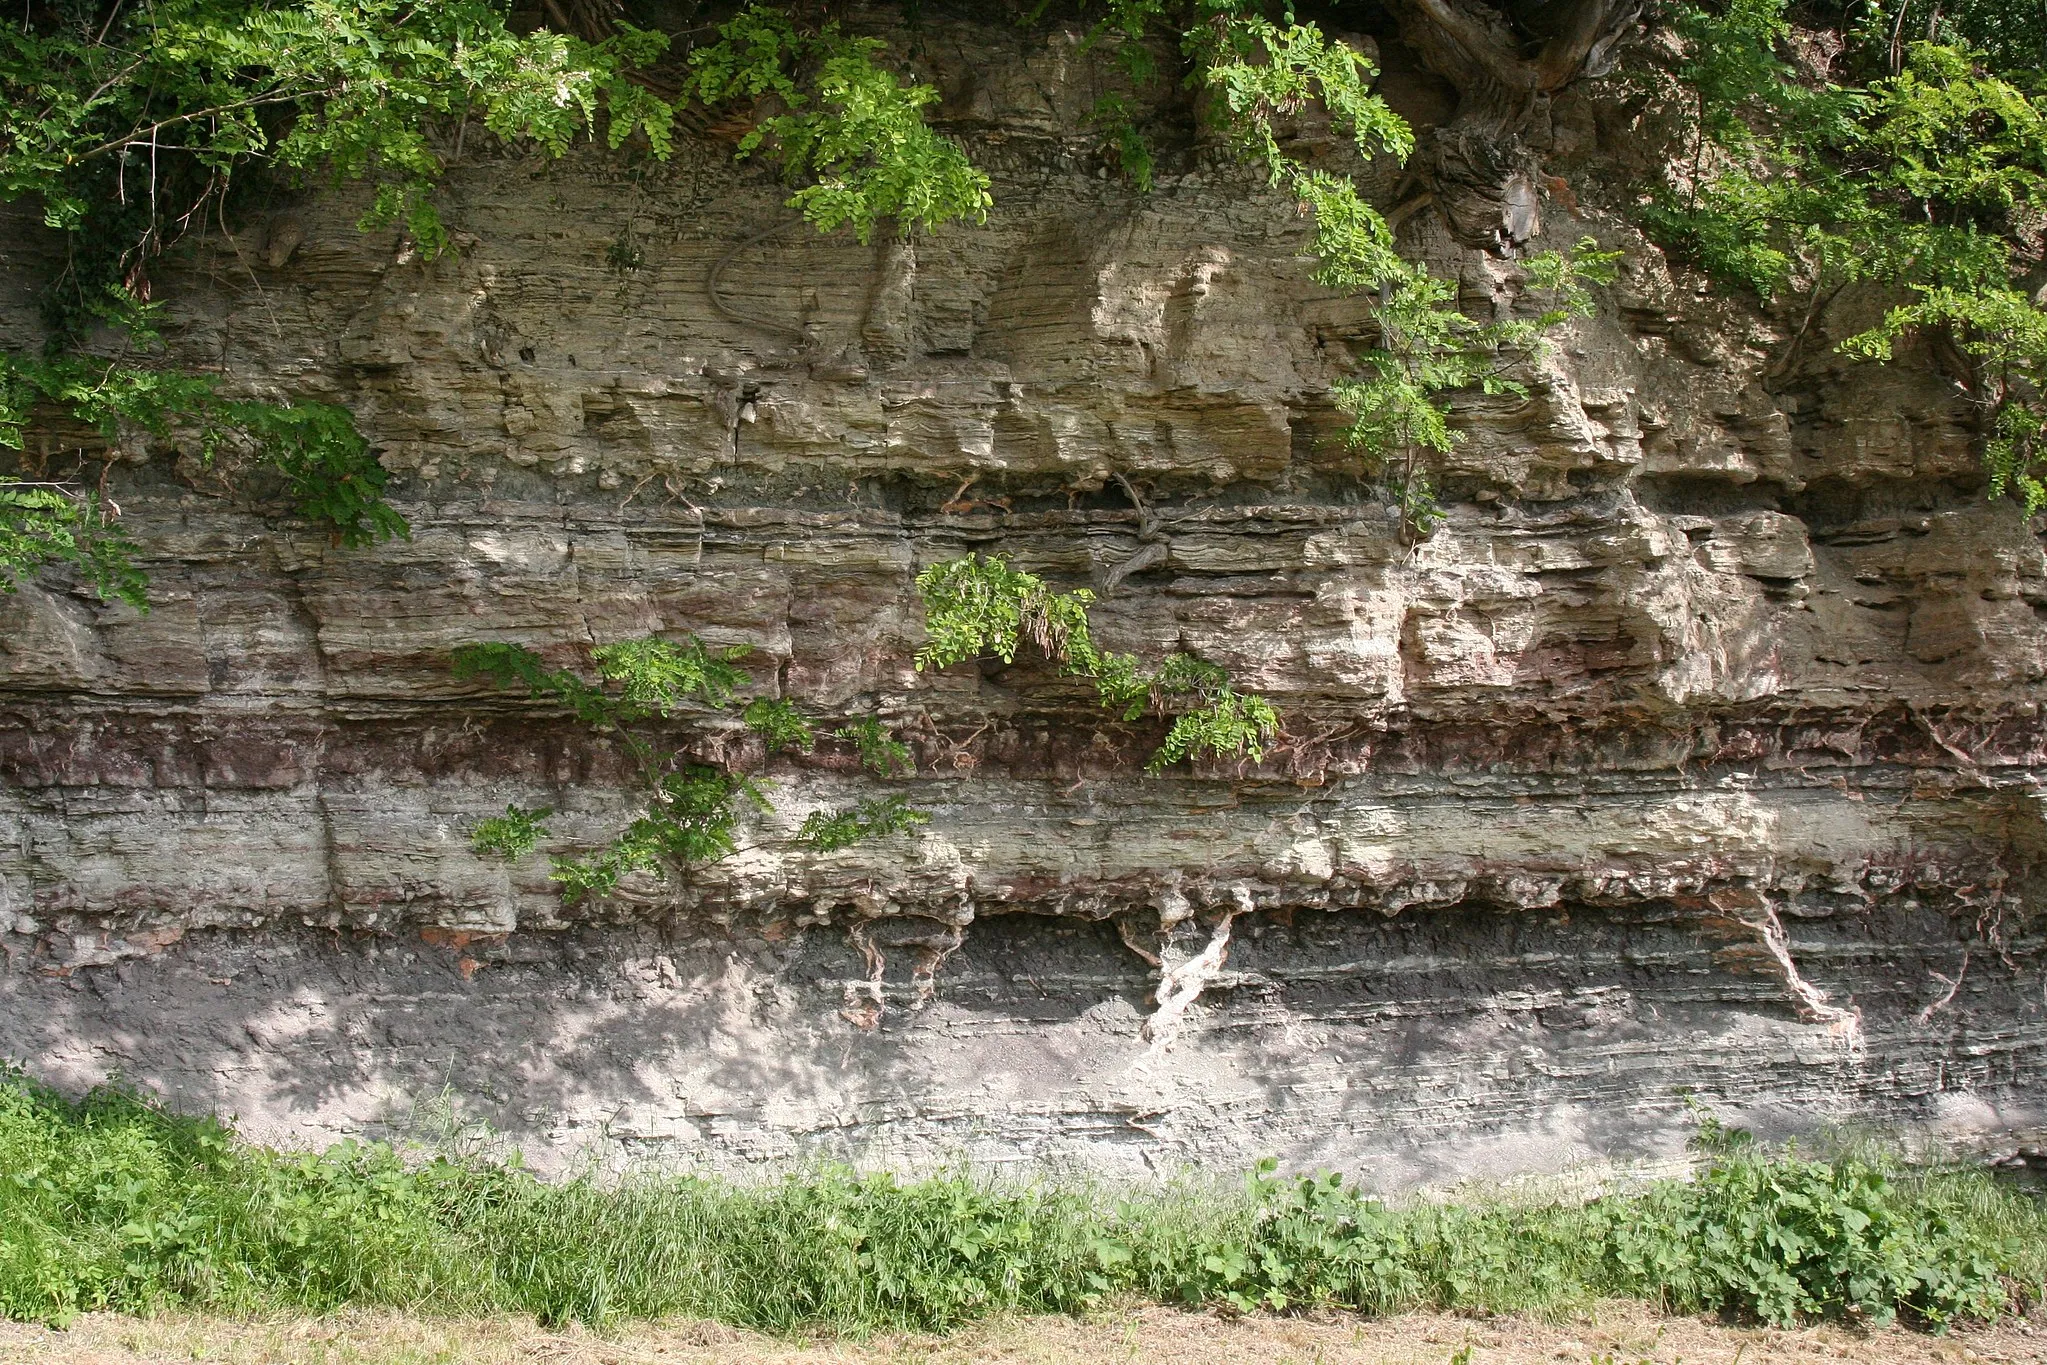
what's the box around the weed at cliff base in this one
[0,1071,489,1325]
[1,1069,2041,1337]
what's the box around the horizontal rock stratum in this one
[2,6,2043,1184]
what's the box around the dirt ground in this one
[1,1302,2042,1365]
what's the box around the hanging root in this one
[706,219,809,346]
[908,921,966,1010]
[1728,897,1862,1046]
[1917,947,1970,1025]
[840,919,886,1030]
[840,914,968,1024]
[1115,914,1163,967]
[1100,471,1170,596]
[1101,540,1169,596]
[1141,885,1255,1051]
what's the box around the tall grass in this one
[2,1070,2041,1334]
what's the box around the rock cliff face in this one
[3,10,2043,1183]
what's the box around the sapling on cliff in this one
[452,636,925,905]
[1335,239,1622,540]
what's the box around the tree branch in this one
[72,89,320,163]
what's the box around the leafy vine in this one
[1061,5,1621,539]
[1,0,682,605]
[0,352,405,607]
[914,553,1279,773]
[452,637,928,906]
[682,2,991,242]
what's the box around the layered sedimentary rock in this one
[3,11,2043,1181]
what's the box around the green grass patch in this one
[2,1070,2041,1334]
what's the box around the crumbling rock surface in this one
[2,9,2043,1179]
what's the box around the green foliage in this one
[1197,16,1412,296]
[1147,686,1280,773]
[5,1074,2041,1333]
[1097,9,1605,534]
[1202,17,1414,191]
[0,352,405,604]
[1,353,214,446]
[451,641,615,729]
[545,827,661,905]
[743,697,816,753]
[797,794,931,852]
[1070,0,1169,84]
[1335,269,1486,492]
[1608,1122,2012,1328]
[914,552,1088,670]
[455,637,771,901]
[1641,1,2047,512]
[1842,283,2047,511]
[1054,8,1618,534]
[1055,5,1437,346]
[1287,169,1407,294]
[1130,1162,1427,1314]
[1087,94,1154,191]
[0,0,666,597]
[445,1159,1111,1332]
[1332,240,1620,539]
[684,3,991,242]
[1135,1136,2027,1327]
[0,1070,486,1326]
[454,636,925,904]
[1083,643,1153,720]
[223,398,406,547]
[549,767,769,904]
[470,804,552,860]
[1150,652,1228,699]
[1861,46,2047,217]
[1865,0,2047,76]
[1671,0,1860,167]
[1643,20,2032,302]
[832,717,913,777]
[1,0,675,319]
[591,636,752,714]
[1521,244,1628,317]
[914,553,1281,772]
[0,479,145,608]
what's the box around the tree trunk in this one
[1386,0,1640,252]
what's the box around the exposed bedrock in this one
[3,9,2045,1178]
[4,903,2042,1185]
